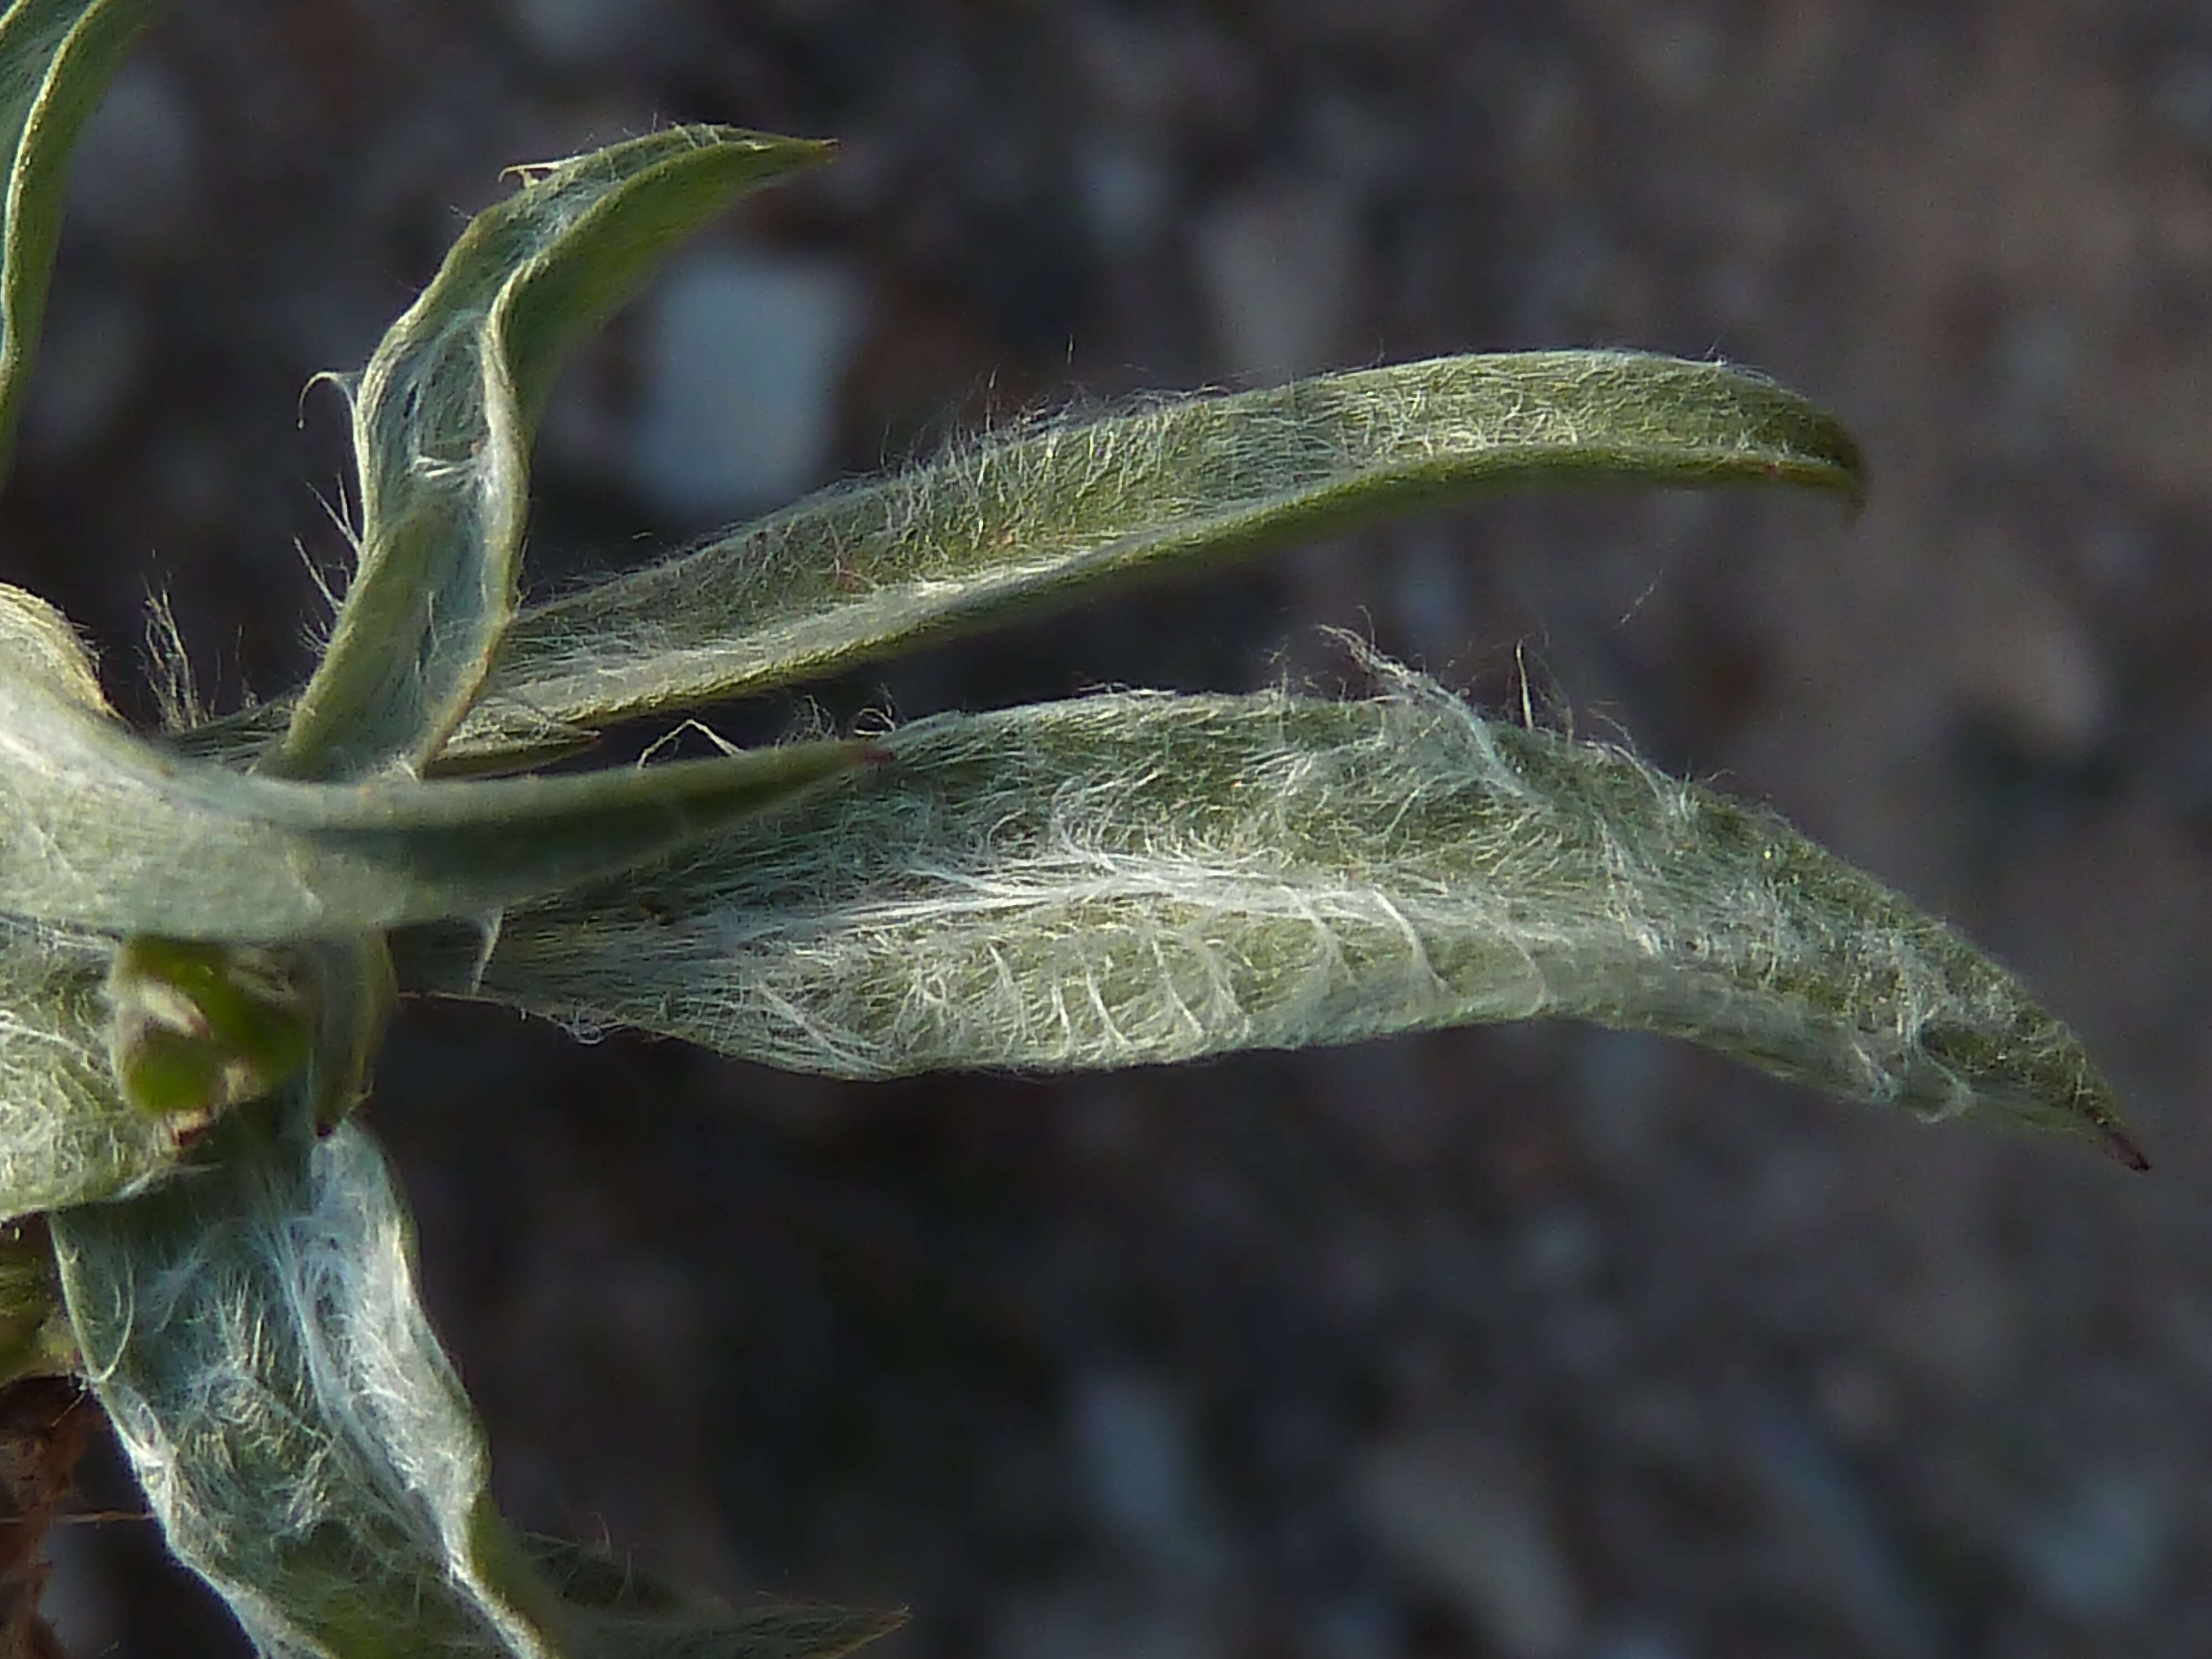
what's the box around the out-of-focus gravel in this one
[14,3,2212,1656]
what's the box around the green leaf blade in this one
[438,350,1862,764]
[1,581,875,937]
[275,126,832,783]
[403,664,2136,1164]
[0,0,165,486]
[53,1116,573,1657]
[54,1104,909,1655]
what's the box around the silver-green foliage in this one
[54,1113,576,1656]
[389,654,2132,1159]
[274,126,834,782]
[0,2,2141,1655]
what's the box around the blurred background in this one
[8,2,2210,1655]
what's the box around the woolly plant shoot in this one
[0,1,2143,1654]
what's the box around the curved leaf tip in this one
[276,123,836,782]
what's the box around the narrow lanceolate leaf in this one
[53,1116,572,1657]
[0,581,873,938]
[159,350,1862,777]
[275,125,833,782]
[395,662,2139,1166]
[425,351,1863,766]
[0,0,165,484]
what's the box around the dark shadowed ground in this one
[9,3,2212,1656]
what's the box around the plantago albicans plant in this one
[0,2,2145,1653]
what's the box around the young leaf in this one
[53,1114,574,1657]
[275,126,833,783]
[394,661,2139,1166]
[157,350,1863,777]
[431,350,1861,764]
[0,582,877,937]
[0,0,165,485]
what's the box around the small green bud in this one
[105,937,315,1130]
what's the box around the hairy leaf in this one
[395,661,2139,1165]
[1,578,874,937]
[54,1112,907,1658]
[440,350,1861,763]
[0,587,404,1211]
[0,536,108,710]
[276,126,832,782]
[0,915,190,1219]
[0,589,186,1214]
[54,1115,573,1657]
[163,351,1863,776]
[0,0,165,484]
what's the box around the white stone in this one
[625,246,865,523]
[1070,1367,1219,1577]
